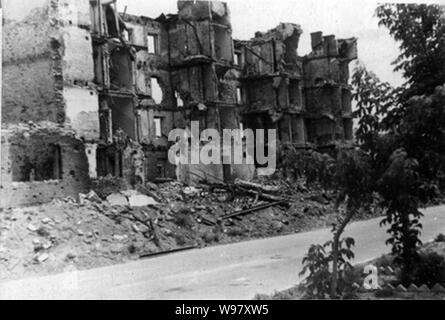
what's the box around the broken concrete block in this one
[113,234,128,241]
[107,193,129,206]
[197,103,207,111]
[34,253,49,264]
[121,190,139,197]
[42,217,52,224]
[43,241,52,250]
[27,223,39,232]
[146,182,158,190]
[183,186,200,195]
[79,193,87,205]
[86,190,101,202]
[128,195,159,207]
[79,190,101,205]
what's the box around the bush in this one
[404,252,445,287]
[374,253,395,269]
[435,234,445,242]
[299,237,356,299]
[280,148,336,189]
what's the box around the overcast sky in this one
[117,0,412,87]
[4,0,440,87]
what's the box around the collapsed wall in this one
[304,32,357,147]
[1,0,99,206]
[1,0,357,207]
[235,22,306,158]
[0,123,91,208]
[148,0,255,184]
[234,24,357,154]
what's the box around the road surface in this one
[0,205,444,299]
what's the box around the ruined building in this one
[1,0,357,207]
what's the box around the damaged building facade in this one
[1,0,357,207]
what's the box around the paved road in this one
[1,206,444,300]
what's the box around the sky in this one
[3,0,440,87]
[117,0,410,87]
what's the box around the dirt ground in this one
[0,178,379,282]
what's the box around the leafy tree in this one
[376,4,445,99]
[300,3,445,297]
[378,148,423,284]
[300,238,355,299]
[299,147,373,298]
[351,63,399,157]
[328,148,373,296]
[397,85,445,193]
[352,65,445,285]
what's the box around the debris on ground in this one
[0,177,381,281]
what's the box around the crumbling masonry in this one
[1,0,357,207]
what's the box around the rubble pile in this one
[0,178,379,280]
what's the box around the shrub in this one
[407,252,445,287]
[435,234,445,242]
[280,148,336,189]
[299,237,356,299]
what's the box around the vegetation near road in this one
[298,3,445,299]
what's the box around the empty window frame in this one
[99,106,113,143]
[236,87,243,104]
[109,48,134,90]
[104,4,119,37]
[122,28,133,42]
[136,109,150,141]
[239,121,244,138]
[234,50,242,66]
[147,34,158,54]
[96,147,123,178]
[11,143,62,182]
[343,118,353,141]
[288,79,301,106]
[150,77,163,104]
[154,117,162,138]
[175,91,184,108]
[157,159,166,177]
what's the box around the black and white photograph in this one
[0,0,445,305]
